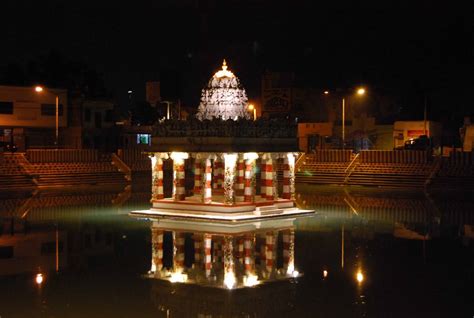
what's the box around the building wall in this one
[298,122,333,152]
[393,121,442,148]
[0,85,68,129]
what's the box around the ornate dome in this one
[196,60,251,120]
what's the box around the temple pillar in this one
[260,159,267,199]
[170,152,188,201]
[202,158,213,203]
[151,228,164,273]
[213,156,224,190]
[193,159,202,196]
[203,233,212,278]
[282,157,291,199]
[244,234,255,275]
[272,155,279,200]
[223,153,237,205]
[243,153,258,203]
[223,236,236,289]
[235,158,245,202]
[263,155,274,201]
[151,154,165,200]
[237,238,244,264]
[287,153,296,200]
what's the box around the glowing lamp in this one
[357,88,366,96]
[356,271,364,283]
[35,86,44,93]
[35,273,44,285]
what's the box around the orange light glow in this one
[324,90,329,95]
[35,86,44,93]
[357,88,366,96]
[35,273,44,285]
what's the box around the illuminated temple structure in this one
[132,60,313,222]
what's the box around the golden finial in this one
[222,59,227,71]
[215,59,234,78]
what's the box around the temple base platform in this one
[130,195,315,223]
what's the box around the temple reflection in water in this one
[145,216,301,289]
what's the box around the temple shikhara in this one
[131,60,313,222]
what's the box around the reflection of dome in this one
[196,60,250,120]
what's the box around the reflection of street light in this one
[248,104,256,121]
[356,270,364,284]
[35,273,44,285]
[35,86,59,147]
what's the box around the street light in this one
[248,104,256,121]
[325,87,366,150]
[35,86,59,147]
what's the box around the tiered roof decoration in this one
[196,60,251,121]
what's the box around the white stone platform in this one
[130,195,315,223]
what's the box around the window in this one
[84,108,91,122]
[0,101,13,114]
[0,246,14,259]
[137,134,151,145]
[41,104,64,116]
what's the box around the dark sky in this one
[2,1,474,121]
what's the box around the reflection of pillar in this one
[194,234,202,267]
[151,156,164,200]
[235,159,245,202]
[193,159,202,196]
[223,236,236,288]
[287,153,296,200]
[151,228,164,272]
[272,157,279,200]
[203,158,212,203]
[174,232,185,272]
[282,157,291,199]
[223,153,237,205]
[171,153,188,201]
[244,234,254,274]
[266,232,275,273]
[265,157,274,200]
[204,233,212,277]
[260,235,266,267]
[244,158,255,202]
[285,229,295,274]
[237,238,244,264]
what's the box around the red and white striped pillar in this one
[213,157,224,190]
[264,156,274,201]
[193,159,202,196]
[259,235,266,268]
[282,157,291,199]
[203,233,212,277]
[151,155,164,200]
[260,159,267,199]
[151,227,164,273]
[174,232,185,272]
[243,234,255,274]
[171,152,188,201]
[203,158,212,203]
[235,158,245,202]
[287,153,296,200]
[265,231,276,274]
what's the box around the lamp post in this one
[35,86,59,147]
[325,88,366,150]
[248,104,256,121]
[161,101,173,120]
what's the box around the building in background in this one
[0,85,68,151]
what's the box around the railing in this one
[111,153,132,181]
[295,153,306,172]
[343,153,360,184]
[15,153,39,185]
[425,156,442,187]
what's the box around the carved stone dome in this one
[196,60,250,121]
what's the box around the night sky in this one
[2,1,473,124]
